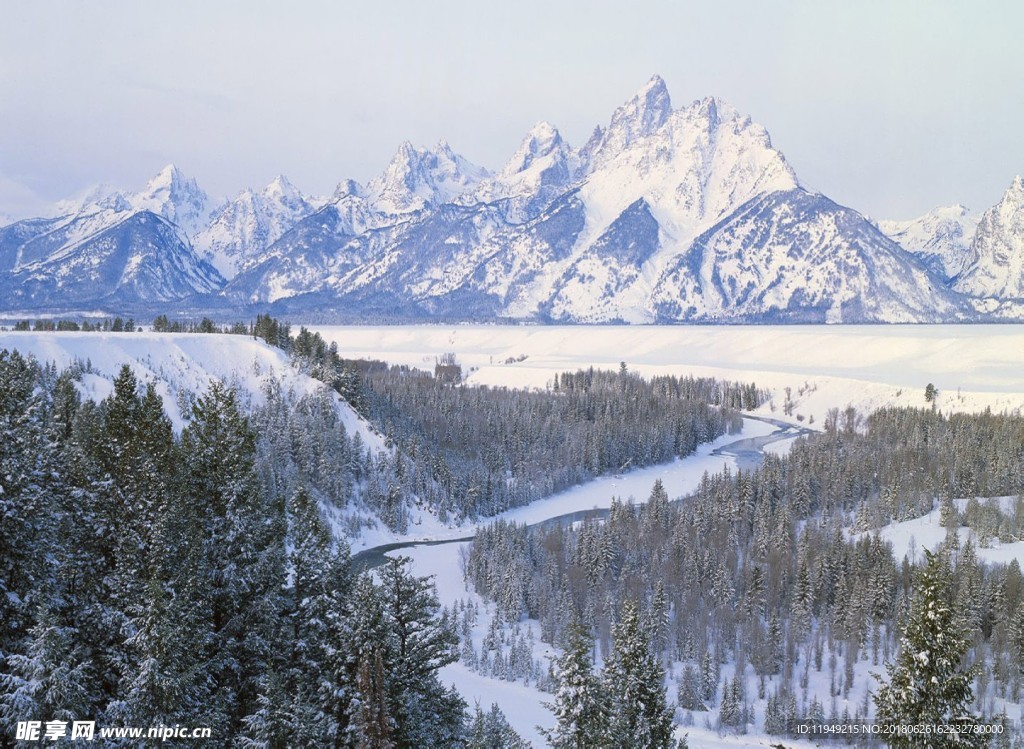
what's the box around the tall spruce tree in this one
[181,381,288,737]
[541,618,608,748]
[874,549,986,748]
[602,601,676,749]
[375,556,463,746]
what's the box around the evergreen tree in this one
[676,664,705,712]
[376,557,463,746]
[0,351,52,665]
[466,702,530,749]
[874,550,985,747]
[601,601,676,749]
[181,382,288,736]
[541,619,608,748]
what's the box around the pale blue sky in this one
[1,0,1021,220]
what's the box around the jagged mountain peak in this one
[587,75,673,164]
[332,179,365,201]
[147,163,187,188]
[617,74,672,131]
[130,164,211,235]
[368,140,488,213]
[261,174,304,201]
[877,203,979,282]
[501,121,568,177]
[194,173,318,280]
[955,176,1024,299]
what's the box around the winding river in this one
[351,414,811,572]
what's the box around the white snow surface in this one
[313,324,1024,422]
[858,497,1024,568]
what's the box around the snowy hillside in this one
[0,331,382,448]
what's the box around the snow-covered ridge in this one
[0,331,384,453]
[877,204,979,281]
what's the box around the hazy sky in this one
[1,0,1021,220]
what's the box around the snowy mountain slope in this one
[0,210,224,309]
[194,175,317,279]
[651,189,967,322]
[954,176,1024,299]
[877,204,979,281]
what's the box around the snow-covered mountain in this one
[230,75,957,322]
[651,189,966,323]
[3,77,1023,322]
[0,165,230,310]
[877,204,979,282]
[194,175,317,279]
[0,209,223,309]
[367,140,489,214]
[954,176,1024,299]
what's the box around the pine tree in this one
[541,619,608,748]
[375,556,463,746]
[281,486,354,746]
[181,381,288,737]
[466,702,530,749]
[602,601,676,749]
[0,351,52,666]
[676,664,705,712]
[874,549,986,747]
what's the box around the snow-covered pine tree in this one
[874,549,986,747]
[181,381,288,737]
[466,702,530,749]
[270,486,355,746]
[376,556,463,746]
[602,601,676,749]
[541,618,608,748]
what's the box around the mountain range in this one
[1,75,1022,323]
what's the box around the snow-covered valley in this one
[2,324,1023,747]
